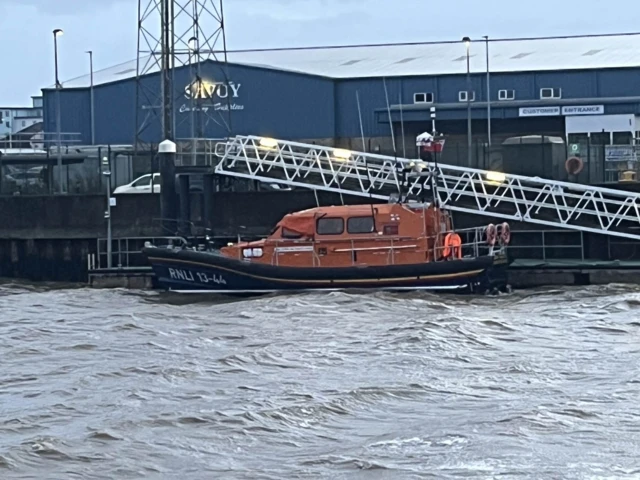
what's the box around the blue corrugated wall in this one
[42,63,640,144]
[43,61,335,145]
[42,89,91,144]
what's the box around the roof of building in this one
[55,33,640,89]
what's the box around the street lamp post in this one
[86,50,95,145]
[53,28,64,193]
[484,35,492,150]
[463,36,472,167]
[188,36,197,165]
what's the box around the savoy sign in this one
[179,78,244,113]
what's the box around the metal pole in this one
[161,0,173,141]
[102,155,112,269]
[430,106,439,208]
[356,90,366,152]
[484,36,491,148]
[87,50,95,145]
[106,179,112,269]
[399,89,406,158]
[466,42,472,167]
[53,29,64,194]
[188,36,197,164]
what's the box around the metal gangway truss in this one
[213,135,640,240]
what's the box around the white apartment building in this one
[0,96,43,139]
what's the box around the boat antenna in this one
[356,90,377,232]
[382,77,404,203]
[430,107,440,209]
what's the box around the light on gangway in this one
[333,148,352,161]
[485,171,506,183]
[259,137,279,148]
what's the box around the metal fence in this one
[425,135,640,186]
[3,131,639,196]
[88,236,188,271]
[0,135,228,196]
[508,230,585,261]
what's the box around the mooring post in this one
[158,139,177,235]
[178,175,191,237]
[203,173,215,235]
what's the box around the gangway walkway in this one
[213,135,640,241]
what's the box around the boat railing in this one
[250,225,506,268]
[433,225,508,261]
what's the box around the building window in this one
[21,120,26,127]
[413,92,434,104]
[347,216,375,234]
[498,89,516,100]
[316,217,344,235]
[459,90,475,102]
[540,87,561,99]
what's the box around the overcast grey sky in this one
[1,0,639,106]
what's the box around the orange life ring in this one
[485,224,497,246]
[500,222,511,245]
[565,156,584,175]
[442,232,462,259]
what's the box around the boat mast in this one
[382,78,404,203]
[431,110,440,210]
[398,89,406,158]
[356,90,377,233]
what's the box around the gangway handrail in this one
[213,135,640,241]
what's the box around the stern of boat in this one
[450,223,512,294]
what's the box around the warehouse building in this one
[42,34,640,171]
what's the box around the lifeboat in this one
[142,202,511,295]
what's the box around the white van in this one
[113,173,161,194]
[113,173,291,194]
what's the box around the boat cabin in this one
[220,203,457,268]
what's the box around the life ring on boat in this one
[500,222,511,245]
[485,223,497,246]
[442,232,463,259]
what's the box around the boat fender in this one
[442,233,452,258]
[485,224,497,246]
[500,222,511,245]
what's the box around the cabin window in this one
[383,224,399,235]
[347,216,375,234]
[281,227,303,239]
[316,217,344,235]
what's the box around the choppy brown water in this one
[2,281,640,479]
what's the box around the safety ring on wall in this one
[565,156,584,175]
